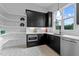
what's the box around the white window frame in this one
[55,10,62,30]
[53,9,63,34]
[53,3,76,34]
[62,3,76,31]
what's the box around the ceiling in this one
[34,3,68,10]
[0,3,68,15]
[1,3,68,10]
[34,3,53,7]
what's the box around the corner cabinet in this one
[26,10,52,27]
[45,12,52,27]
[46,34,60,54]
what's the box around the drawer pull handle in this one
[62,39,77,43]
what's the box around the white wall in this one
[0,3,47,47]
[1,3,47,15]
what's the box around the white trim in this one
[75,3,77,29]
[63,16,74,20]
[53,3,76,34]
[60,3,74,11]
[62,4,76,31]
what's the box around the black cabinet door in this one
[46,34,54,47]
[26,10,52,27]
[46,34,60,54]
[26,10,46,27]
[27,41,39,47]
[38,34,47,45]
[38,34,44,45]
[45,12,52,27]
[53,36,60,54]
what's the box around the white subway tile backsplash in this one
[26,27,46,33]
[47,27,53,33]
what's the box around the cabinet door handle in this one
[62,39,77,43]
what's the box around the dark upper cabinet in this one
[76,3,79,24]
[45,12,52,27]
[26,10,46,27]
[26,10,52,27]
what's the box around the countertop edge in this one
[26,32,79,40]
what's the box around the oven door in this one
[28,35,38,42]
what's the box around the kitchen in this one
[0,3,79,56]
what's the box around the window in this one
[55,10,62,30]
[54,4,75,30]
[63,4,75,30]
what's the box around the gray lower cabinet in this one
[61,37,79,56]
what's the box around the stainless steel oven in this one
[28,35,38,42]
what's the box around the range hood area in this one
[0,3,79,56]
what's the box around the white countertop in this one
[62,35,79,40]
[47,33,79,40]
[27,32,79,40]
[46,32,61,37]
[26,32,61,37]
[26,32,46,34]
[46,32,79,40]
